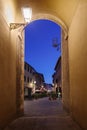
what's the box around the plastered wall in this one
[69,1,87,129]
[0,0,17,128]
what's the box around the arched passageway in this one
[23,16,70,114]
[1,0,87,129]
[9,12,70,126]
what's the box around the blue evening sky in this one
[24,19,61,84]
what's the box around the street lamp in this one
[33,81,36,93]
[33,81,36,84]
[10,7,32,30]
[52,37,61,52]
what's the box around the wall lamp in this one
[52,37,61,51]
[10,7,32,30]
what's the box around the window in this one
[56,79,58,83]
[28,66,29,72]
[30,78,32,82]
[24,76,26,82]
[27,77,29,83]
[30,68,32,73]
[24,64,26,70]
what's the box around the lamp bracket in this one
[10,23,25,30]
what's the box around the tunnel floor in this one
[4,97,82,130]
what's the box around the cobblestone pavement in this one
[4,97,82,130]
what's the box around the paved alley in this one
[4,97,82,130]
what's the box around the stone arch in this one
[26,13,70,111]
[17,12,70,115]
[19,12,68,40]
[27,13,68,39]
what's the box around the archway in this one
[16,13,70,116]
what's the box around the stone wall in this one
[61,30,70,112]
[16,28,24,116]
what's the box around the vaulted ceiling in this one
[1,0,81,29]
[14,0,80,28]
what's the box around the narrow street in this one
[4,97,82,130]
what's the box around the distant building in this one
[24,62,45,98]
[24,62,36,98]
[44,83,53,93]
[52,56,62,97]
[33,72,45,90]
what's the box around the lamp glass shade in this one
[22,7,32,22]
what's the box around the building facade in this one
[24,62,45,98]
[24,62,36,98]
[52,56,61,97]
[33,72,45,90]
